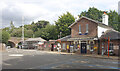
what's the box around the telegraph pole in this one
[22,16,24,49]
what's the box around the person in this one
[57,46,61,54]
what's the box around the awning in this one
[38,42,44,45]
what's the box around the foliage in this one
[35,24,58,41]
[31,20,50,32]
[55,12,75,37]
[79,7,104,22]
[1,30,10,44]
[9,21,15,33]
[24,29,33,38]
[108,10,119,31]
[11,28,22,37]
[79,7,119,31]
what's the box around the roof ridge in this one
[69,16,112,29]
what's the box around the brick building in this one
[59,13,120,56]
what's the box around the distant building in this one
[58,13,120,56]
[24,37,46,49]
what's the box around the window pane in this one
[79,24,81,33]
[86,24,88,33]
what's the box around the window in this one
[86,24,88,33]
[107,43,113,50]
[109,43,113,50]
[62,43,66,50]
[79,24,81,34]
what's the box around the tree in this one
[118,14,120,32]
[79,7,104,22]
[1,30,10,44]
[11,28,22,37]
[55,12,75,37]
[108,10,119,31]
[79,7,119,32]
[35,24,58,41]
[2,27,10,33]
[32,20,50,32]
[9,21,15,33]
[24,30,33,38]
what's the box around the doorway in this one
[81,43,87,54]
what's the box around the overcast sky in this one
[0,0,119,28]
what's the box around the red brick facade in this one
[71,18,98,38]
[59,17,120,56]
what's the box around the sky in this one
[0,0,119,28]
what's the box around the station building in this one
[59,13,120,56]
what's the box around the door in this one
[81,43,87,54]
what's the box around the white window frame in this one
[79,24,81,34]
[86,24,88,33]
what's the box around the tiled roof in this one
[68,16,113,29]
[100,30,120,40]
[59,35,71,41]
[25,37,46,42]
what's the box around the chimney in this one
[75,16,79,21]
[102,12,108,25]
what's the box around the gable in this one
[69,16,112,29]
[71,17,98,38]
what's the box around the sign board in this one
[70,45,73,53]
[113,46,119,50]
[87,45,89,50]
[67,45,69,49]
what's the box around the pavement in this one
[1,48,120,69]
[46,51,119,60]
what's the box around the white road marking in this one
[9,54,23,57]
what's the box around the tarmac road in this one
[1,48,120,69]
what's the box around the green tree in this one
[118,14,120,32]
[32,20,50,32]
[24,30,33,38]
[11,28,22,37]
[79,7,104,22]
[108,10,119,31]
[35,24,58,41]
[2,27,10,33]
[79,7,119,31]
[55,12,75,37]
[1,30,10,44]
[9,21,15,33]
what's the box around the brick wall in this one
[71,18,98,38]
[99,39,120,56]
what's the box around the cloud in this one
[0,0,119,28]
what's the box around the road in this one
[1,48,119,69]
